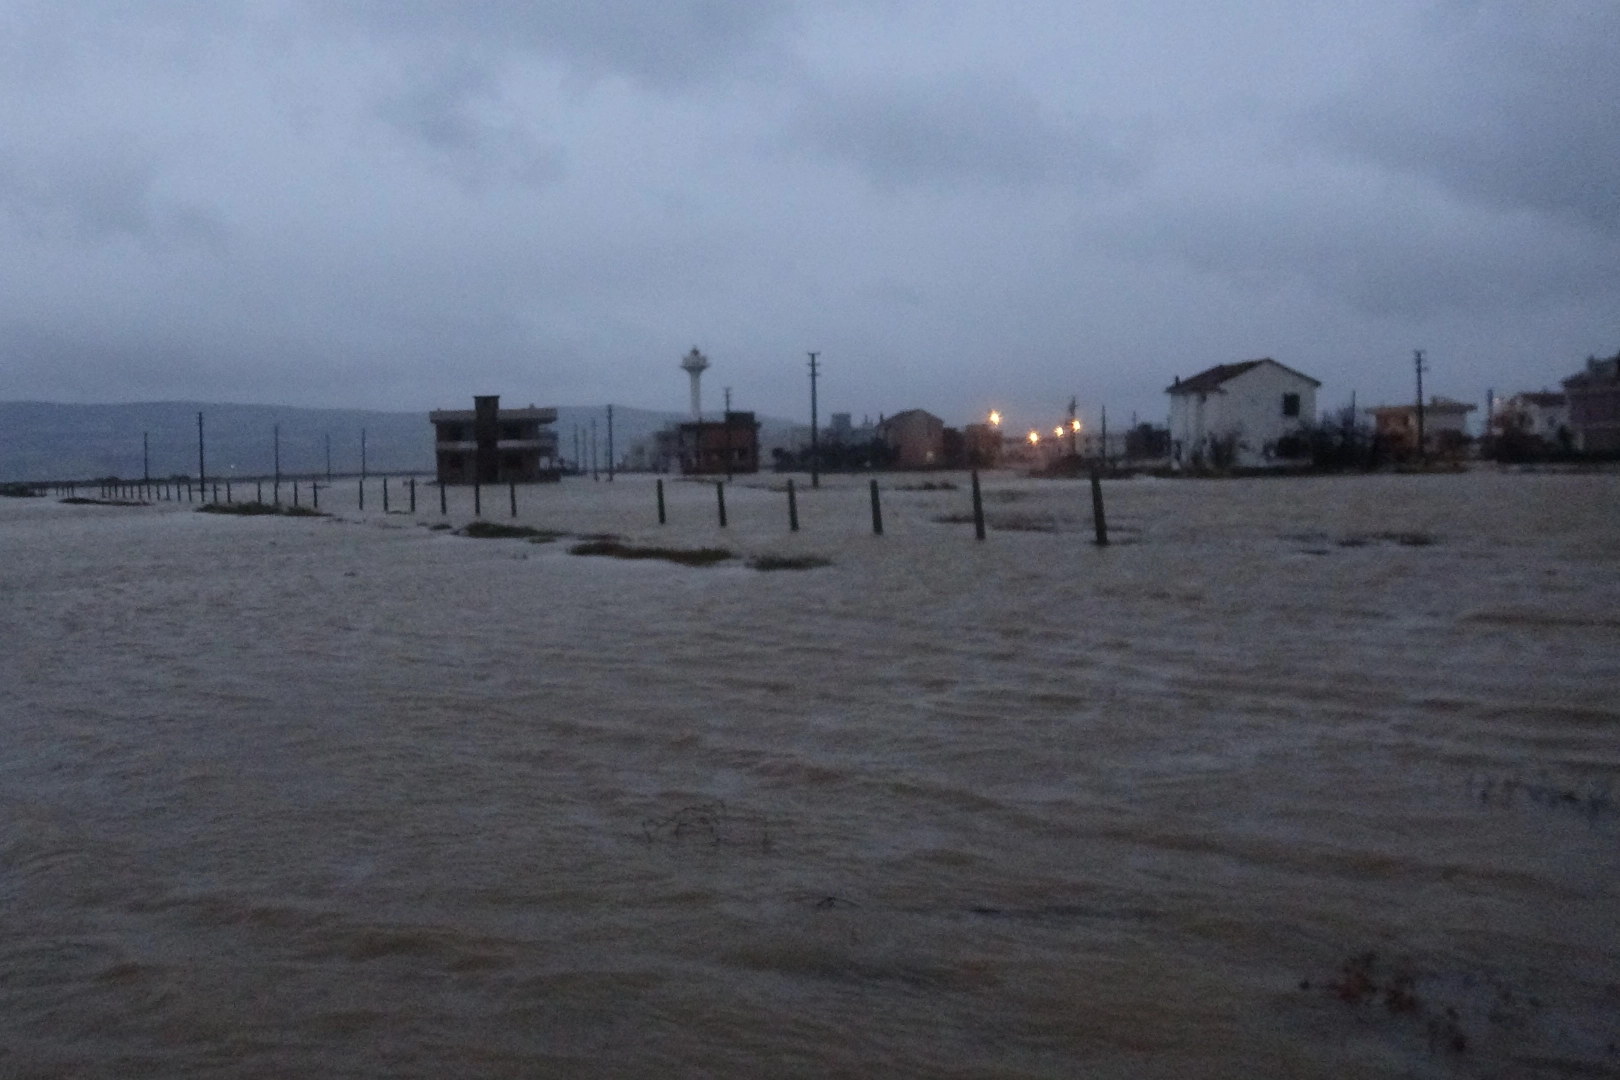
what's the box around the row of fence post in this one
[645,470,1106,544]
[70,470,1108,545]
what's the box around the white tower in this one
[680,347,710,420]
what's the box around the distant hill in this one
[0,401,804,481]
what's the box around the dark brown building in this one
[676,412,760,474]
[430,395,560,484]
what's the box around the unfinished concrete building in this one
[430,395,560,484]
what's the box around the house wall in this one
[880,412,945,468]
[1169,362,1316,467]
[1568,386,1620,451]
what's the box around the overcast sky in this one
[2,1,1616,431]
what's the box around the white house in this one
[1166,359,1321,467]
[1492,391,1570,446]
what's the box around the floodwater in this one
[2,470,1617,1078]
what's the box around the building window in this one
[1282,393,1301,417]
[440,423,465,441]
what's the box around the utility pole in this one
[361,428,368,479]
[325,432,332,480]
[1101,405,1108,468]
[196,412,206,489]
[606,405,614,482]
[1414,349,1427,460]
[724,387,733,480]
[142,432,149,482]
[808,352,820,489]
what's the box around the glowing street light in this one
[1027,430,1040,445]
[988,410,1002,427]
[1070,419,1082,432]
[1054,426,1064,437]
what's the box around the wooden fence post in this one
[656,478,666,525]
[410,477,416,514]
[358,478,364,511]
[383,477,389,513]
[716,481,727,527]
[509,481,517,518]
[1090,467,1108,547]
[788,478,799,532]
[474,481,481,517]
[971,470,986,541]
[869,479,883,536]
[439,482,447,516]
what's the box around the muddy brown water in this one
[2,471,1617,1078]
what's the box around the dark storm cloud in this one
[325,0,800,89]
[0,138,226,252]
[789,73,1147,191]
[1089,4,1620,333]
[0,0,1615,424]
[374,62,566,190]
[1310,1,1620,232]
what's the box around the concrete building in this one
[1563,354,1620,452]
[429,395,559,484]
[675,412,761,475]
[1491,392,1570,448]
[1166,359,1320,467]
[876,409,946,468]
[1367,397,1476,456]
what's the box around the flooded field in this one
[2,469,1617,1078]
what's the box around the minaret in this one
[680,347,710,420]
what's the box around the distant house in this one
[1166,358,1320,468]
[876,409,946,468]
[429,395,559,484]
[675,412,761,475]
[1492,392,1570,449]
[1367,398,1476,456]
[1562,353,1620,452]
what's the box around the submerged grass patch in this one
[749,554,832,571]
[196,502,323,517]
[570,540,733,567]
[457,521,565,542]
[1339,531,1437,548]
[61,496,150,507]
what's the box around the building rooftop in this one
[430,407,558,422]
[1166,358,1321,395]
